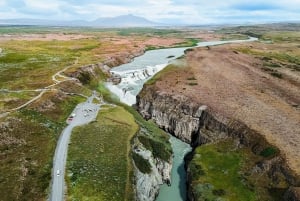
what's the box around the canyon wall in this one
[63,47,174,201]
[136,86,300,201]
[66,48,145,85]
[132,134,172,201]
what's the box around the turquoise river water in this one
[106,37,257,200]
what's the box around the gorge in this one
[102,37,300,201]
[134,38,300,200]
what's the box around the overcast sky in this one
[0,0,300,24]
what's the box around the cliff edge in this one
[136,42,300,200]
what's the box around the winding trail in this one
[0,58,80,118]
[49,92,103,201]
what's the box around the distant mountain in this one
[0,15,161,27]
[91,14,158,27]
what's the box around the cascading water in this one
[106,36,258,201]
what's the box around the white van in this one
[56,170,60,176]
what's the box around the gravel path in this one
[49,92,102,201]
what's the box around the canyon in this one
[1,25,299,201]
[135,41,300,200]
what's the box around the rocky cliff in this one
[132,125,173,201]
[63,46,175,201]
[66,48,145,85]
[132,130,172,201]
[136,86,300,201]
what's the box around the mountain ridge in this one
[0,14,162,27]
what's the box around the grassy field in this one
[189,139,288,201]
[0,93,84,201]
[224,28,300,79]
[66,105,138,201]
[0,38,104,90]
[97,81,172,165]
[0,26,191,200]
[0,26,207,200]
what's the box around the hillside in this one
[136,30,300,200]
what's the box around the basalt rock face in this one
[66,48,144,85]
[134,155,172,201]
[137,89,202,144]
[137,88,266,150]
[136,87,300,201]
[132,133,172,201]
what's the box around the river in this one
[106,36,257,201]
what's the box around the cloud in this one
[232,3,280,11]
[1,0,300,24]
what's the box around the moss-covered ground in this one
[0,93,84,201]
[0,26,198,201]
[189,139,288,201]
[66,105,138,201]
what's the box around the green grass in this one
[138,135,172,161]
[261,31,300,43]
[145,64,177,86]
[221,34,249,40]
[0,91,40,111]
[97,81,172,162]
[123,106,172,162]
[0,38,106,90]
[117,27,181,36]
[0,26,184,201]
[0,109,66,201]
[190,140,255,201]
[189,139,288,201]
[66,106,138,201]
[234,31,300,72]
[0,89,86,201]
[145,38,199,51]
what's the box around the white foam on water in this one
[106,63,168,106]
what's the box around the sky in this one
[0,0,300,24]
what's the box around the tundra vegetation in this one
[189,140,285,201]
[142,24,300,201]
[0,26,195,200]
[66,106,138,201]
[1,24,298,201]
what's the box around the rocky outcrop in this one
[66,48,144,85]
[137,89,260,148]
[136,87,300,201]
[132,135,172,201]
[104,48,144,68]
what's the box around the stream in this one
[106,36,257,200]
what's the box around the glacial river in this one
[106,37,257,201]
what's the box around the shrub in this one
[260,147,278,158]
[187,76,197,80]
[189,163,205,177]
[270,72,283,78]
[78,71,91,84]
[263,62,281,68]
[188,82,198,86]
[132,152,152,174]
[212,189,226,196]
[138,135,172,161]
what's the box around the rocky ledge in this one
[66,48,145,85]
[132,130,172,201]
[136,87,300,201]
